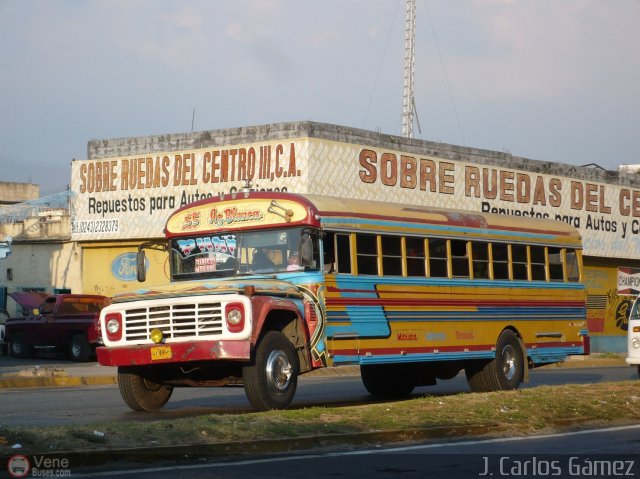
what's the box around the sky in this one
[1,0,639,196]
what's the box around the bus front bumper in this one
[96,340,251,367]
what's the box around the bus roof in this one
[166,192,581,246]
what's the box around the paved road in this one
[66,424,640,478]
[0,365,636,426]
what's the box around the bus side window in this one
[428,238,448,278]
[335,233,351,274]
[471,242,490,279]
[450,240,469,278]
[356,234,378,275]
[406,236,426,276]
[381,235,402,276]
[565,249,580,282]
[511,244,528,280]
[548,247,564,282]
[492,243,510,280]
[530,246,546,281]
[323,232,336,273]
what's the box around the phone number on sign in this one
[71,218,119,234]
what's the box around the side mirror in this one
[300,236,313,267]
[137,250,147,282]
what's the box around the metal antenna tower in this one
[402,0,416,138]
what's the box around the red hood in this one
[9,292,49,311]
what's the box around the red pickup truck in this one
[5,293,110,362]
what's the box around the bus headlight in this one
[632,338,640,350]
[225,303,245,333]
[105,313,122,342]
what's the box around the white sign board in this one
[71,138,640,259]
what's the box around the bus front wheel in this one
[243,331,299,411]
[465,330,524,392]
[118,367,174,411]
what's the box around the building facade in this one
[0,183,80,316]
[41,121,640,352]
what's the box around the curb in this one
[0,375,117,389]
[0,365,363,389]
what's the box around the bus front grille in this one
[123,302,224,341]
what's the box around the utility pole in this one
[402,0,416,138]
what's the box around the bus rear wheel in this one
[466,330,524,392]
[243,331,299,411]
[361,364,415,398]
[118,367,174,411]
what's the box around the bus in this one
[96,191,589,411]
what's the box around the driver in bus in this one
[252,249,276,272]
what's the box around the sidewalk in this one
[0,354,117,389]
[0,352,629,389]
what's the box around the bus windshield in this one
[169,227,319,281]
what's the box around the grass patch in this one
[2,381,640,454]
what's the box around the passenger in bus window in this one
[287,254,300,271]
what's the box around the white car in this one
[0,316,5,355]
[626,297,640,377]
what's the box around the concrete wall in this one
[87,121,640,189]
[0,181,39,205]
[0,241,82,315]
[1,215,70,241]
[0,212,82,315]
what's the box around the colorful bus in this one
[97,192,589,411]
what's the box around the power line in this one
[423,0,466,146]
[362,0,401,129]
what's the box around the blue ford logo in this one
[111,252,147,281]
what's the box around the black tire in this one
[69,333,91,362]
[361,364,415,399]
[10,332,32,359]
[466,329,525,392]
[243,331,299,411]
[118,367,174,412]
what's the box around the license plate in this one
[150,346,172,361]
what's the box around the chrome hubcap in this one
[502,345,517,380]
[266,349,293,392]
